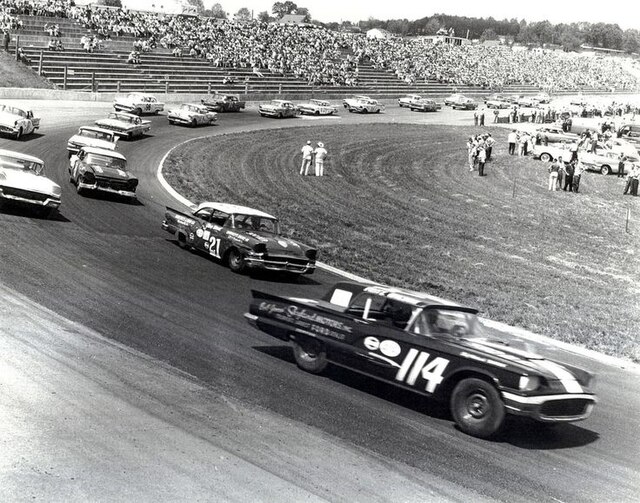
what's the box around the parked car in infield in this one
[533,141,638,175]
[0,149,61,216]
[167,103,217,127]
[162,202,317,275]
[95,112,151,140]
[113,92,164,115]
[66,126,118,157]
[535,125,579,144]
[0,104,40,140]
[343,96,384,114]
[200,94,245,112]
[259,100,300,118]
[298,99,338,116]
[409,98,440,112]
[245,281,597,439]
[69,146,138,199]
[443,93,468,106]
[398,94,423,108]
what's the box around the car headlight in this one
[518,375,540,391]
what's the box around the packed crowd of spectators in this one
[1,0,639,91]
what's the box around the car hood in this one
[0,168,61,197]
[0,110,21,126]
[243,231,310,256]
[96,118,149,130]
[259,104,280,110]
[86,164,135,181]
[458,337,587,391]
[68,135,116,150]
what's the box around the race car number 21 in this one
[395,348,450,393]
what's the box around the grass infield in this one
[164,123,640,362]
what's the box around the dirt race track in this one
[0,100,639,502]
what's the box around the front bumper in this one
[0,125,19,135]
[244,255,315,274]
[0,186,61,208]
[502,391,596,423]
[78,180,136,198]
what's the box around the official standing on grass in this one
[477,147,486,176]
[314,142,327,176]
[507,130,517,155]
[484,133,495,160]
[572,160,585,193]
[300,140,314,175]
[618,154,626,178]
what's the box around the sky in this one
[202,1,637,30]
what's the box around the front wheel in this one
[292,338,327,374]
[134,107,142,116]
[539,153,552,162]
[191,118,197,127]
[227,248,246,273]
[450,378,505,438]
[600,164,611,175]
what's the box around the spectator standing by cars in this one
[624,164,639,196]
[479,109,485,126]
[573,160,585,193]
[300,140,314,176]
[314,142,328,176]
[473,111,478,126]
[507,130,517,155]
[485,133,495,160]
[618,154,626,178]
[563,161,574,191]
[3,30,9,51]
[548,157,561,191]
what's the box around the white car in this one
[0,149,61,216]
[398,94,422,108]
[95,112,151,140]
[343,96,384,114]
[298,99,338,116]
[0,104,40,140]
[114,92,164,115]
[67,126,118,157]
[534,141,638,175]
[167,103,218,126]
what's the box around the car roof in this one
[310,99,329,104]
[78,126,116,135]
[197,202,276,219]
[108,111,139,119]
[79,146,127,159]
[127,92,154,98]
[180,103,206,108]
[0,148,44,164]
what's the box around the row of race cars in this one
[0,91,599,439]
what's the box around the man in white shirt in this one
[507,130,517,155]
[314,142,328,176]
[300,140,313,175]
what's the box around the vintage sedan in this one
[259,100,300,118]
[245,281,597,439]
[201,94,246,112]
[113,92,164,115]
[535,125,578,144]
[95,112,151,140]
[451,97,478,110]
[66,126,118,157]
[298,99,338,116]
[533,92,551,104]
[162,202,317,275]
[533,141,638,175]
[69,146,138,199]
[398,94,423,108]
[409,98,440,112]
[167,103,218,127]
[443,93,468,106]
[343,96,384,114]
[485,95,511,109]
[0,149,61,216]
[0,104,40,140]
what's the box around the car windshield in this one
[0,154,44,174]
[108,113,139,124]
[79,128,114,141]
[0,105,27,117]
[233,214,279,234]
[84,153,126,170]
[409,308,482,338]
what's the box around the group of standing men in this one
[466,133,495,176]
[620,155,640,196]
[300,140,328,177]
[547,156,585,192]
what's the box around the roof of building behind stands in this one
[277,14,306,24]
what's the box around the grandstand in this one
[4,8,639,99]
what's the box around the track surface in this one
[0,102,638,502]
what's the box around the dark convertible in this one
[245,281,597,438]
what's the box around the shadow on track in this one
[0,203,70,222]
[75,190,144,206]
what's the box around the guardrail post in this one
[91,71,96,92]
[38,50,43,75]
[208,82,211,94]
[278,83,282,95]
[245,82,248,94]
[13,35,19,60]
[165,81,169,93]
[117,81,121,93]
[63,65,67,90]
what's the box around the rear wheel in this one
[292,338,327,374]
[134,107,142,116]
[600,164,611,175]
[76,182,84,195]
[227,248,246,273]
[177,233,189,249]
[450,378,505,438]
[277,112,283,119]
[540,153,552,162]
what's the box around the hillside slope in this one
[0,51,55,89]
